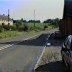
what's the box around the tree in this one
[21,18,23,22]
[43,19,53,23]
[28,20,41,23]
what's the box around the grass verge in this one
[0,30,38,39]
[35,47,61,69]
[0,23,58,39]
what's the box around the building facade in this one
[0,14,13,26]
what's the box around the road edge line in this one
[34,33,51,70]
[34,46,46,70]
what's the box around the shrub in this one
[10,25,16,31]
[0,25,4,32]
[29,26,34,30]
[18,26,24,31]
[44,25,48,30]
[23,24,29,31]
[3,25,11,31]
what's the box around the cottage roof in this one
[63,0,72,18]
[0,14,12,21]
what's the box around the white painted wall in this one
[0,20,13,25]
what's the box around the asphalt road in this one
[0,33,49,72]
[35,33,66,72]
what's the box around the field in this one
[27,23,56,30]
[0,23,57,39]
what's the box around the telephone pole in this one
[8,9,10,25]
[34,9,35,27]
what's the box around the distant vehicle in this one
[61,35,72,72]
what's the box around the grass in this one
[27,23,56,31]
[35,47,61,69]
[27,23,44,27]
[0,31,38,39]
[0,23,58,39]
[0,31,22,39]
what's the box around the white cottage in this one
[0,14,13,26]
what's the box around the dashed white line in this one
[0,34,40,51]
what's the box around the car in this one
[61,35,72,72]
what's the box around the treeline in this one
[13,18,41,23]
[13,18,60,24]
[43,18,60,27]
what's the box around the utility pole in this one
[8,9,10,25]
[34,9,35,27]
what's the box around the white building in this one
[0,14,13,25]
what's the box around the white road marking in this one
[0,34,40,51]
[0,28,56,51]
[34,34,51,70]
[34,46,46,70]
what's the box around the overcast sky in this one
[0,0,64,22]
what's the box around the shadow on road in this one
[35,61,65,72]
[47,35,65,47]
[0,33,64,47]
[0,34,49,46]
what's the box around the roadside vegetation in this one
[0,31,38,39]
[0,18,60,39]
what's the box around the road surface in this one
[34,33,66,72]
[0,28,58,72]
[0,32,50,72]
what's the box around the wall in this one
[0,20,13,26]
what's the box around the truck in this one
[59,0,72,37]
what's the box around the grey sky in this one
[0,0,64,22]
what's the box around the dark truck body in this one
[59,0,72,37]
[59,18,72,37]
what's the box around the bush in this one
[44,25,48,30]
[0,26,4,32]
[3,25,11,31]
[10,26,16,31]
[23,24,29,31]
[29,26,34,30]
[16,24,29,31]
[18,26,24,31]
